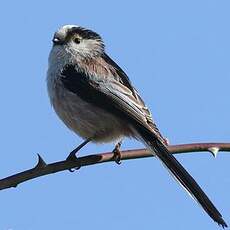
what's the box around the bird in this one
[47,24,227,227]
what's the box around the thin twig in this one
[0,142,229,191]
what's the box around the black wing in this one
[103,53,166,143]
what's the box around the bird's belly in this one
[52,86,131,143]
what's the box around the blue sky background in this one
[0,0,229,229]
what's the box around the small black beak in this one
[52,34,64,45]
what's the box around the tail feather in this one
[137,126,227,228]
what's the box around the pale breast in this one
[49,78,132,143]
[47,46,133,143]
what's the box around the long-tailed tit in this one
[47,25,227,227]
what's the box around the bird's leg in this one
[112,140,123,165]
[66,138,91,171]
[67,138,91,160]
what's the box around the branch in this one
[0,142,229,191]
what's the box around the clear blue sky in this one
[0,0,229,229]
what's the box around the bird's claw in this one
[66,152,81,172]
[69,167,80,172]
[113,142,122,165]
[65,139,91,172]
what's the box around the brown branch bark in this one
[0,142,229,191]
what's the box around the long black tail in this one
[137,126,227,228]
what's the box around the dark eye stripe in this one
[68,27,102,40]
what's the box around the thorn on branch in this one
[35,154,47,169]
[208,147,220,158]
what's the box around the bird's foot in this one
[66,151,81,172]
[112,141,122,165]
[66,139,91,172]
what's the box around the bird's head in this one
[51,25,105,60]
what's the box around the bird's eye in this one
[74,37,80,44]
